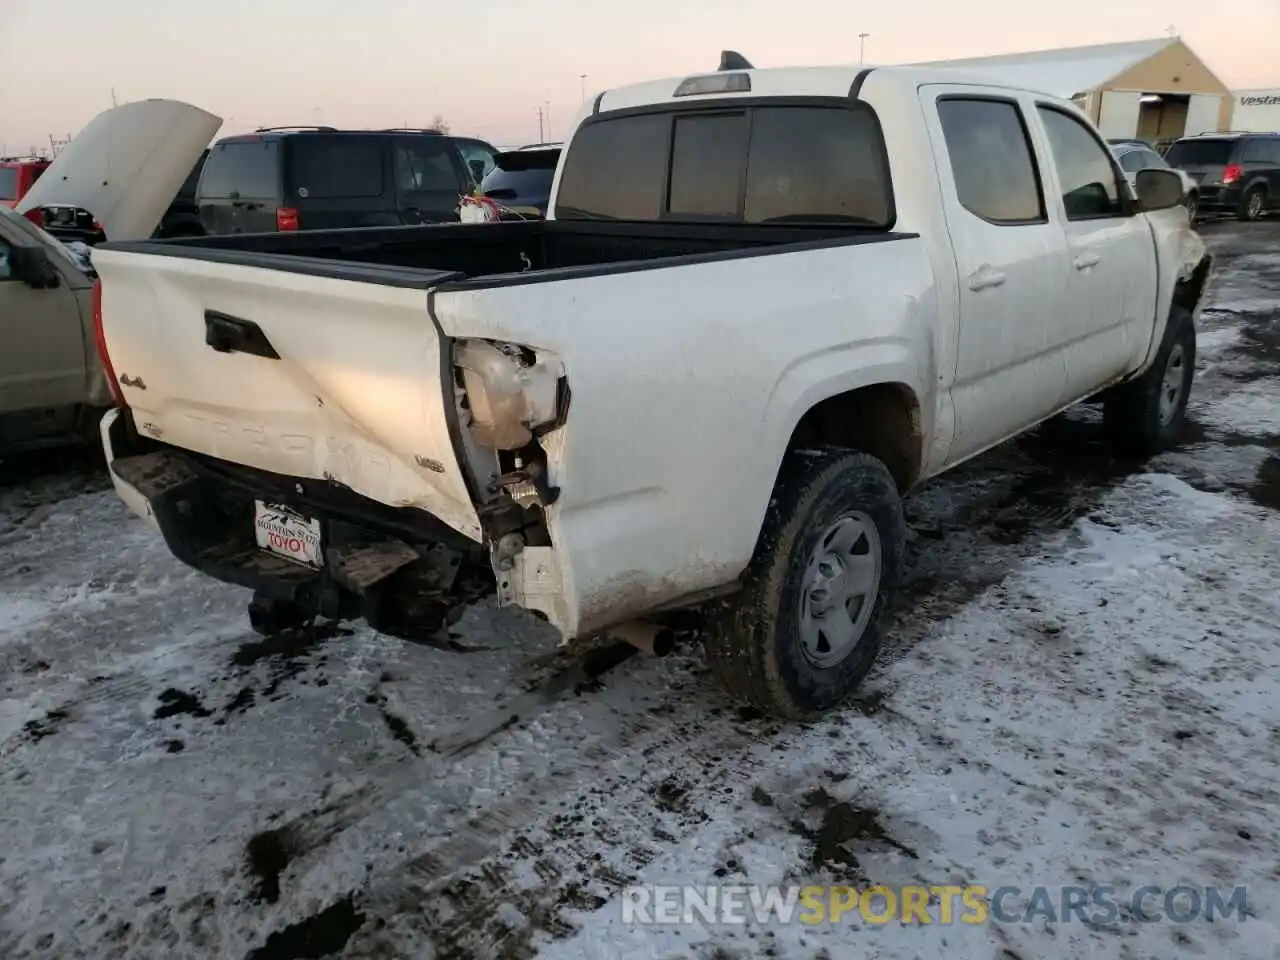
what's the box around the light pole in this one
[545,100,552,142]
[580,74,587,104]
[858,33,870,66]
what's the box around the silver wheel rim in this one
[1248,192,1264,219]
[1159,342,1187,427]
[799,512,882,669]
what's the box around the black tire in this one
[1238,185,1266,222]
[1103,306,1196,457]
[1184,191,1198,223]
[704,449,905,719]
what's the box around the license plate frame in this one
[253,501,324,569]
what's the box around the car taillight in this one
[92,278,127,408]
[276,207,299,231]
[1223,163,1243,185]
[22,208,44,228]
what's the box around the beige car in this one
[0,207,112,450]
[2,99,222,452]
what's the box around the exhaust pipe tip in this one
[611,621,676,657]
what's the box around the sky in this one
[1,0,1277,153]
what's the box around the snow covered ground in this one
[0,222,1278,960]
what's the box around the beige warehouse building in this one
[914,37,1232,147]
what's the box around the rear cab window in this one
[198,139,281,199]
[554,102,894,227]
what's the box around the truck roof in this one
[593,64,1071,115]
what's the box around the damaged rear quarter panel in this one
[433,238,938,637]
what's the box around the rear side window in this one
[937,99,1044,223]
[1036,106,1125,219]
[1164,138,1236,167]
[1240,138,1280,164]
[199,140,280,199]
[0,167,17,201]
[287,137,384,199]
[556,104,893,226]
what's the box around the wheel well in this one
[788,383,923,492]
[1173,253,1213,313]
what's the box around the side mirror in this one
[1134,168,1184,212]
[10,246,61,289]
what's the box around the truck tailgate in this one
[92,249,482,541]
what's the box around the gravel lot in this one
[1,221,1279,960]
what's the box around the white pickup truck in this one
[79,62,1211,718]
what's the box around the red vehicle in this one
[0,156,50,209]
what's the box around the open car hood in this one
[16,99,221,242]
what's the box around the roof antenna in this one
[719,50,754,71]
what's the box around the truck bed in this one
[100,219,907,289]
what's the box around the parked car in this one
[0,204,113,451]
[1110,141,1198,219]
[1163,131,1280,221]
[194,127,477,234]
[478,143,563,218]
[0,156,50,209]
[84,62,1210,718]
[2,100,222,453]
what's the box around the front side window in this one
[1037,107,1125,219]
[937,98,1044,224]
[0,167,18,201]
[555,104,893,226]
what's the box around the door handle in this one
[967,266,1007,292]
[1074,253,1101,271]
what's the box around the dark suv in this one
[194,127,477,234]
[1163,132,1280,221]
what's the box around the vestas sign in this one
[1240,94,1280,106]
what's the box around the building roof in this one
[910,38,1176,99]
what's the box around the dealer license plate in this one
[253,501,323,568]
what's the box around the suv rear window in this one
[199,140,280,199]
[555,104,892,226]
[1164,138,1236,167]
[0,167,17,201]
[480,152,559,199]
[287,136,384,199]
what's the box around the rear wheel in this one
[1238,185,1267,222]
[1103,306,1196,457]
[704,450,905,719]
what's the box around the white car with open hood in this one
[89,58,1211,718]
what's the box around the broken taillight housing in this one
[453,339,565,450]
[92,278,128,408]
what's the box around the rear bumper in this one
[100,408,480,620]
[1192,185,1243,213]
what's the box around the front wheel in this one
[704,450,905,719]
[1184,191,1198,223]
[1103,306,1196,457]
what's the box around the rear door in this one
[921,87,1071,464]
[1239,137,1280,211]
[391,137,468,224]
[197,138,281,235]
[1033,103,1156,402]
[284,135,393,230]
